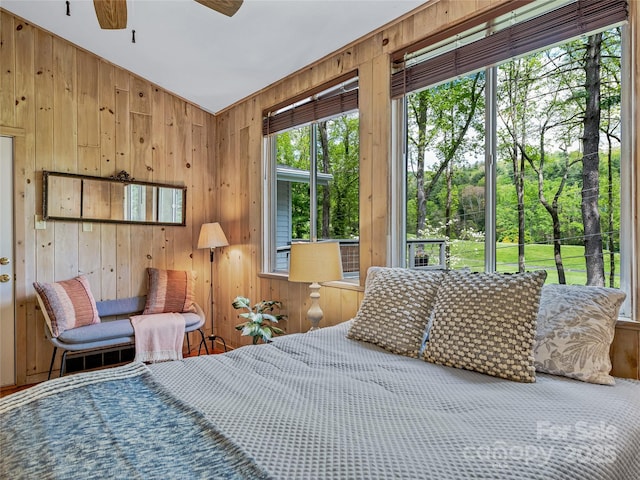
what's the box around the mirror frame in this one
[43,170,187,226]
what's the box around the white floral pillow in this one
[534,284,626,385]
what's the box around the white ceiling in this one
[2,0,426,114]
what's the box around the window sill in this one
[258,272,363,291]
[616,318,640,330]
[258,272,289,281]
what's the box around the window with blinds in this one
[263,74,359,135]
[391,0,627,96]
[391,0,631,316]
[262,75,361,279]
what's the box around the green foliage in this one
[232,296,286,345]
[405,26,623,286]
[406,72,486,235]
[276,113,360,241]
[271,28,624,287]
[317,116,360,238]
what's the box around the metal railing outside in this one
[277,238,447,274]
[277,239,359,276]
[406,239,447,270]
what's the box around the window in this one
[393,0,632,316]
[263,78,360,277]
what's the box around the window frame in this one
[262,81,361,279]
[391,9,634,318]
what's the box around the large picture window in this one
[393,0,631,316]
[263,78,360,277]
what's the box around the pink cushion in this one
[143,268,197,314]
[33,275,100,337]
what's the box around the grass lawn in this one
[448,240,621,287]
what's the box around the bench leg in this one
[48,347,58,380]
[59,351,68,378]
[196,329,210,356]
[186,334,191,353]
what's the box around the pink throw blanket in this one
[131,312,185,363]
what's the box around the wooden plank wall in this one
[212,0,640,379]
[1,0,638,385]
[0,10,216,384]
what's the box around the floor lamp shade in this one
[197,222,229,249]
[288,241,343,331]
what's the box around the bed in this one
[2,268,640,479]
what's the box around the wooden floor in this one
[0,346,226,398]
[0,384,31,397]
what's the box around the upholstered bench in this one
[42,295,208,379]
[34,269,209,379]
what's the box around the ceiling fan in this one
[92,0,243,29]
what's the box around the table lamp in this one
[288,241,343,331]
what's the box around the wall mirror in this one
[43,170,187,226]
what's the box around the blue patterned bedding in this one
[0,363,269,479]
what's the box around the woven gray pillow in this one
[347,267,444,358]
[423,270,547,382]
[535,284,626,385]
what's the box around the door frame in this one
[0,126,27,386]
[0,135,15,387]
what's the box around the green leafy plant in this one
[232,296,286,344]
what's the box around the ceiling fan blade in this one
[194,0,243,17]
[93,0,128,30]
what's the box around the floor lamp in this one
[288,241,343,331]
[198,222,229,352]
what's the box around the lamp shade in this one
[197,222,229,249]
[289,241,343,283]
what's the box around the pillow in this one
[534,284,626,385]
[347,267,444,358]
[363,266,385,293]
[143,268,197,314]
[423,270,547,382]
[33,275,100,338]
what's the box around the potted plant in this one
[232,296,286,344]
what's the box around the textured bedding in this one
[0,363,269,479]
[150,321,640,480]
[2,321,640,479]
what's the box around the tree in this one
[599,28,622,287]
[407,88,437,235]
[276,127,312,239]
[498,57,538,272]
[276,113,360,242]
[500,48,585,282]
[407,72,485,237]
[581,33,605,286]
[402,28,622,285]
[317,114,359,239]
[317,121,331,238]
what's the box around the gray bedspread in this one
[150,321,640,480]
